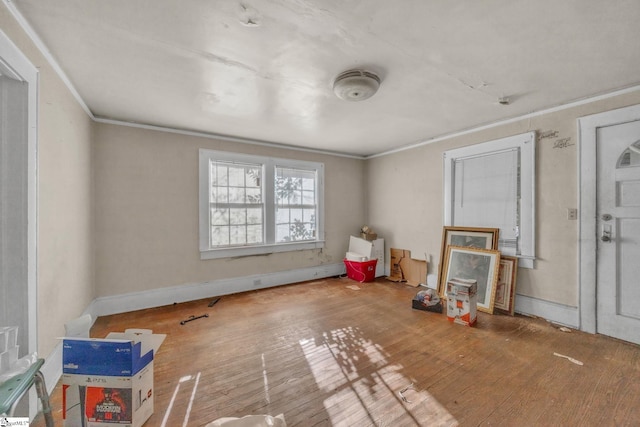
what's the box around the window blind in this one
[453,148,520,255]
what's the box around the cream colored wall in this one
[0,5,94,358]
[93,123,365,297]
[366,90,640,308]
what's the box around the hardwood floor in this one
[32,277,640,426]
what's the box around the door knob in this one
[601,224,612,242]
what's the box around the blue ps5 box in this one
[63,338,153,376]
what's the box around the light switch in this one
[567,208,578,220]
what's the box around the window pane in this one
[290,208,303,222]
[246,188,261,203]
[276,224,290,242]
[276,207,289,223]
[214,187,228,203]
[228,166,245,187]
[290,220,314,241]
[302,190,315,205]
[228,187,245,203]
[246,167,261,187]
[230,208,246,225]
[211,209,229,226]
[276,177,301,204]
[301,176,315,190]
[247,225,263,244]
[211,226,229,246]
[618,140,640,168]
[230,226,246,245]
[303,209,316,223]
[215,164,228,186]
[247,207,263,225]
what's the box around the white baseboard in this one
[91,263,345,317]
[41,344,62,395]
[514,293,579,328]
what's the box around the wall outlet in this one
[567,208,578,220]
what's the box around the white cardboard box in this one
[348,236,385,277]
[446,278,478,326]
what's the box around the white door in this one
[596,119,640,344]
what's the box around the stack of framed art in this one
[438,226,518,316]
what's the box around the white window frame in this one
[443,132,535,268]
[199,149,325,259]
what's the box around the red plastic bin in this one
[344,258,378,282]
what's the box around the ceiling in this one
[10,0,640,157]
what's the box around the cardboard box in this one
[446,278,478,326]
[385,248,427,286]
[62,362,153,427]
[348,236,373,259]
[360,232,378,241]
[399,258,428,287]
[62,330,164,427]
[387,248,410,282]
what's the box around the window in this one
[199,149,324,259]
[443,132,535,268]
[275,167,318,242]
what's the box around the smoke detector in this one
[333,69,381,102]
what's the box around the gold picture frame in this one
[441,245,501,314]
[438,226,500,295]
[494,256,518,315]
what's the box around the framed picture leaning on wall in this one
[441,245,501,314]
[494,255,518,315]
[438,226,499,295]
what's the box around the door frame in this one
[0,27,38,414]
[578,103,640,334]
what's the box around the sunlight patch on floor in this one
[299,327,458,426]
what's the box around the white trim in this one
[97,118,365,160]
[91,263,344,316]
[200,241,326,260]
[40,344,62,395]
[577,103,640,334]
[514,294,579,328]
[443,132,536,268]
[2,0,93,119]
